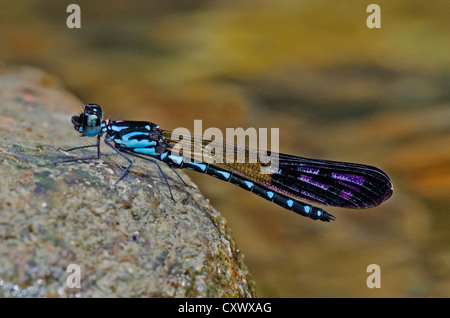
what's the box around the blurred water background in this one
[1,0,449,297]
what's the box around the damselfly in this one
[58,104,393,222]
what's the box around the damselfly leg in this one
[56,134,101,163]
[57,135,176,201]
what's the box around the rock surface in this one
[0,66,255,297]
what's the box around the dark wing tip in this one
[369,170,394,207]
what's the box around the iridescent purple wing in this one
[162,130,393,211]
[270,153,393,208]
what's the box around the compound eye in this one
[71,114,83,133]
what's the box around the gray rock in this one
[0,65,255,297]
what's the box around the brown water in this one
[1,0,449,297]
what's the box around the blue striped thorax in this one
[105,120,171,161]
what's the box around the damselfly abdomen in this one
[58,104,393,222]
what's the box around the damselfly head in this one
[71,104,103,137]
